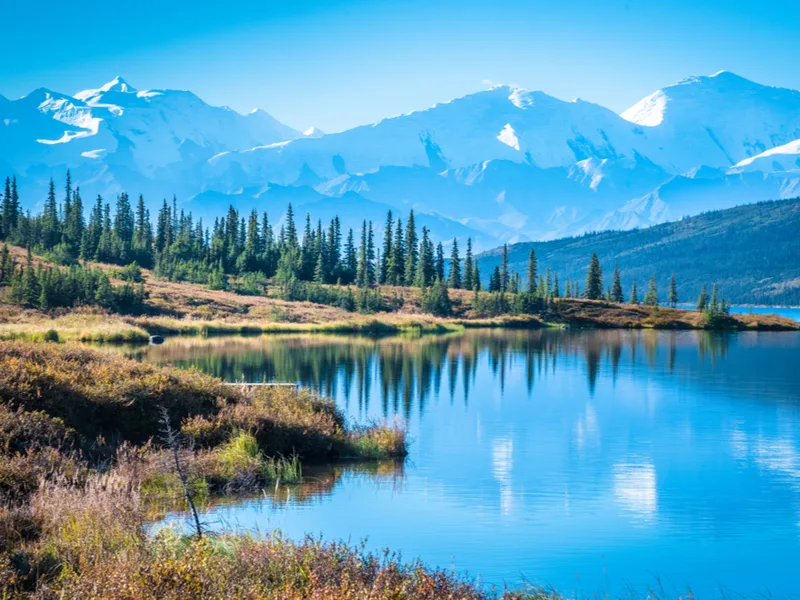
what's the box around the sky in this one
[2,0,799,133]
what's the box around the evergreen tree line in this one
[0,174,731,319]
[470,248,732,319]
[0,244,146,313]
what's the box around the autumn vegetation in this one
[0,340,579,598]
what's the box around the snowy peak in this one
[621,71,780,127]
[75,76,137,102]
[99,75,136,94]
[620,71,800,172]
[303,127,325,138]
[1,76,301,176]
[620,71,800,127]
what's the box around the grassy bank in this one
[0,305,150,343]
[0,242,796,342]
[549,298,799,331]
[0,341,405,502]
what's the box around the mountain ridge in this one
[2,72,799,244]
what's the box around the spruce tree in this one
[95,203,114,262]
[155,200,171,253]
[415,227,434,287]
[356,220,369,287]
[545,267,552,298]
[630,279,639,305]
[435,242,445,283]
[366,221,376,285]
[507,272,519,294]
[0,177,11,239]
[404,210,418,286]
[344,228,357,281]
[8,178,19,235]
[668,272,678,308]
[313,250,325,283]
[380,211,393,284]
[65,187,85,252]
[463,238,474,291]
[473,262,481,291]
[113,192,135,262]
[696,284,708,311]
[526,249,537,293]
[132,194,152,266]
[240,210,260,272]
[584,253,603,300]
[42,178,59,249]
[0,243,10,284]
[326,218,339,275]
[500,244,509,292]
[284,203,298,249]
[610,263,624,303]
[552,273,560,298]
[300,214,315,279]
[388,217,405,286]
[489,266,501,292]
[62,170,72,242]
[22,246,39,305]
[82,196,104,260]
[644,274,658,306]
[448,238,462,289]
[421,277,451,317]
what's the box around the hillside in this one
[475,198,800,306]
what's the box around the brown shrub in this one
[0,341,231,446]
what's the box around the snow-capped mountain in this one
[0,76,301,200]
[205,84,656,186]
[621,71,800,172]
[2,72,800,245]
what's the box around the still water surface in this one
[136,328,800,598]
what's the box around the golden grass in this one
[0,306,150,343]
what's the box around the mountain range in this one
[2,71,800,249]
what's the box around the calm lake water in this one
[136,327,800,598]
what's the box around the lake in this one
[137,328,800,598]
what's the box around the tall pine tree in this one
[610,263,624,303]
[447,238,462,289]
[584,253,603,300]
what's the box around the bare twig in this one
[158,406,202,540]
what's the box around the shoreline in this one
[1,303,797,345]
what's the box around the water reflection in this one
[141,329,800,598]
[127,330,795,420]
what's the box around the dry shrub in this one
[0,447,77,504]
[0,504,40,555]
[32,472,145,579]
[0,341,230,446]
[182,386,348,461]
[0,403,77,455]
[347,420,408,459]
[50,533,503,600]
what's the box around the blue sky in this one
[3,0,799,132]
